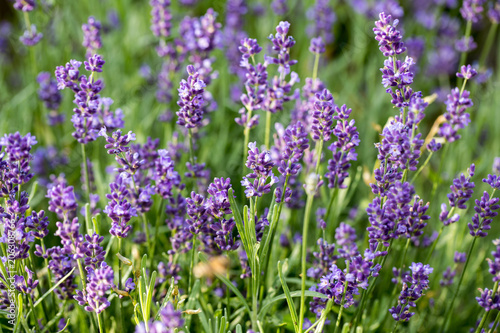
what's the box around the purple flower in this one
[476,288,500,312]
[309,36,326,54]
[82,16,102,56]
[454,251,466,263]
[307,238,337,279]
[326,104,360,189]
[440,267,456,286]
[150,0,171,38]
[455,36,477,53]
[306,0,336,43]
[13,0,35,11]
[75,262,114,314]
[37,72,62,111]
[457,64,478,80]
[335,222,359,259]
[468,191,500,238]
[19,24,43,46]
[46,246,77,300]
[460,0,485,22]
[134,302,184,333]
[14,267,39,297]
[242,143,278,198]
[310,89,335,142]
[105,175,137,239]
[271,0,288,15]
[25,210,49,239]
[484,174,500,190]
[176,65,206,129]
[440,164,475,226]
[46,175,78,220]
[267,21,298,76]
[373,12,406,57]
[487,239,500,282]
[489,2,500,23]
[389,262,433,322]
[82,233,106,270]
[438,88,473,142]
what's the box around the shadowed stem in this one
[459,20,472,70]
[442,236,478,332]
[298,193,315,332]
[411,151,433,184]
[489,310,500,333]
[480,23,499,67]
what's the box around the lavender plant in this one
[2,2,500,333]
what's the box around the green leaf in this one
[196,301,210,333]
[33,267,76,308]
[184,280,200,328]
[236,324,243,333]
[228,189,250,255]
[277,261,299,333]
[258,290,327,322]
[154,277,176,320]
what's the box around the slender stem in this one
[187,129,195,166]
[312,53,320,83]
[424,225,444,264]
[97,312,105,333]
[76,259,87,290]
[489,310,500,333]
[459,20,473,70]
[81,144,92,234]
[117,238,124,332]
[334,261,350,333]
[392,320,400,333]
[265,112,272,150]
[442,236,478,332]
[299,193,315,332]
[243,111,253,168]
[411,151,433,184]
[480,23,498,68]
[141,213,151,250]
[475,281,499,333]
[188,236,196,294]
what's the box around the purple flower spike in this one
[306,0,336,43]
[389,262,433,322]
[267,21,298,75]
[19,24,43,46]
[150,0,172,38]
[242,143,278,198]
[484,174,500,190]
[84,54,105,73]
[468,191,500,238]
[176,65,206,129]
[13,0,35,11]
[37,72,63,112]
[134,302,184,333]
[460,0,485,23]
[75,262,114,314]
[310,89,335,142]
[309,37,326,54]
[456,64,477,80]
[82,16,102,56]
[46,176,78,220]
[373,12,406,57]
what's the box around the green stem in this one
[117,238,124,332]
[459,20,472,70]
[480,23,498,67]
[334,261,350,333]
[299,193,315,332]
[392,320,400,333]
[188,236,196,294]
[97,312,105,333]
[442,236,478,332]
[424,225,444,264]
[312,53,320,83]
[187,129,195,166]
[265,112,271,150]
[81,144,92,234]
[141,213,151,250]
[488,310,500,333]
[411,152,433,184]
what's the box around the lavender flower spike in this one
[373,12,406,57]
[241,142,278,198]
[176,65,206,129]
[468,191,500,238]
